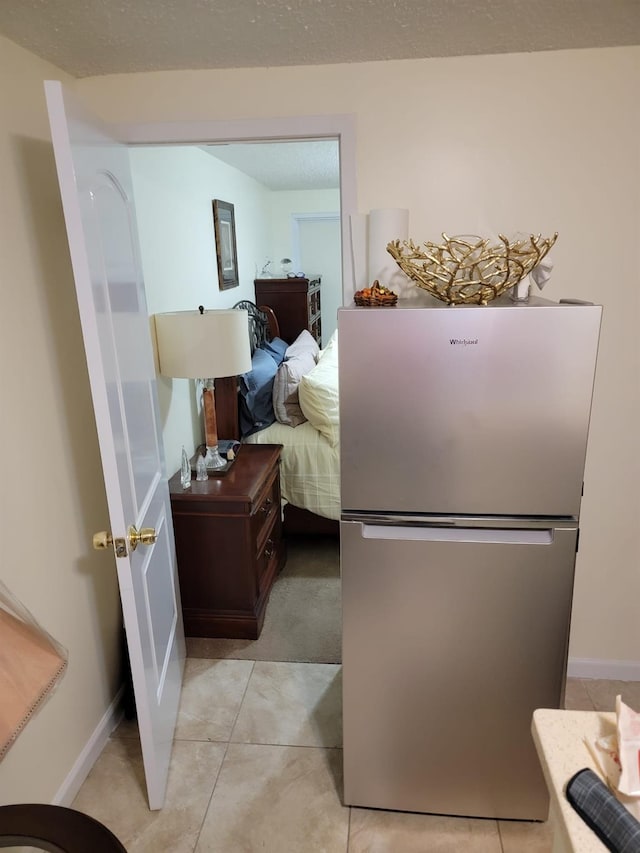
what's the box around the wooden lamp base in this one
[202,382,227,471]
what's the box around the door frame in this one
[117,114,358,304]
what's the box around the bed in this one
[214,302,340,536]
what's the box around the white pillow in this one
[298,333,339,446]
[318,330,338,357]
[271,330,321,427]
[272,350,316,427]
[285,328,320,361]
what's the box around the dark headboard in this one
[215,302,280,440]
[232,301,279,354]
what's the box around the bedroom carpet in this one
[186,536,341,664]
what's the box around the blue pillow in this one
[259,336,288,366]
[239,348,278,437]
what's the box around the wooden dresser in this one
[254,276,322,345]
[168,444,286,639]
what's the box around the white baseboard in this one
[52,685,125,807]
[567,658,640,681]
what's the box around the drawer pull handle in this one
[260,497,273,515]
[264,539,275,559]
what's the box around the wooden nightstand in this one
[168,444,286,639]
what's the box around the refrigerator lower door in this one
[341,518,578,820]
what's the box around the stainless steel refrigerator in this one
[338,295,602,820]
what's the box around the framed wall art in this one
[212,199,239,290]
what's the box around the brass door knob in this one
[93,531,113,550]
[93,530,127,557]
[93,527,156,556]
[128,526,157,551]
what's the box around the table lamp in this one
[154,307,251,471]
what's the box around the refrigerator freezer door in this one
[341,518,578,820]
[339,301,601,517]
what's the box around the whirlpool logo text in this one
[449,338,478,346]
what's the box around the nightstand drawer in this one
[256,513,282,593]
[251,465,280,547]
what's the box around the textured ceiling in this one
[0,0,638,78]
[206,141,340,191]
[4,1,637,192]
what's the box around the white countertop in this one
[532,708,615,853]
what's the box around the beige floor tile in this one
[231,660,342,747]
[348,807,501,853]
[111,658,255,743]
[174,658,254,741]
[583,679,640,712]
[564,678,595,710]
[498,818,553,853]
[195,743,348,852]
[72,738,226,853]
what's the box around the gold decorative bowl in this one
[387,233,558,305]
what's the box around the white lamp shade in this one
[154,309,252,379]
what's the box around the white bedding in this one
[244,420,340,520]
[244,332,340,521]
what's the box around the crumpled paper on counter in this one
[587,695,640,820]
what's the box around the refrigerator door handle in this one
[342,512,577,530]
[361,524,555,545]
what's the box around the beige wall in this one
[0,36,122,803]
[79,47,640,669]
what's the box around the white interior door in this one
[45,80,185,810]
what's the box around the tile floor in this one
[72,665,640,853]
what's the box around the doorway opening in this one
[121,112,357,305]
[122,114,356,664]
